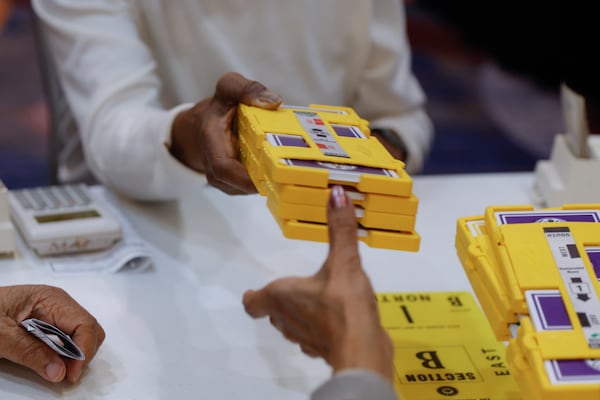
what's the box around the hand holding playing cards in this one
[170,72,283,195]
[243,186,394,381]
[0,284,105,383]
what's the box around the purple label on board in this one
[550,359,600,383]
[269,134,309,147]
[586,248,600,282]
[497,211,600,225]
[532,292,572,330]
[331,125,364,138]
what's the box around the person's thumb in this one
[242,289,269,319]
[0,327,66,382]
[326,185,359,260]
[214,72,282,109]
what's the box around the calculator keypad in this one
[13,184,92,212]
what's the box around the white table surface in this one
[0,172,537,400]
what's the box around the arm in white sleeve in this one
[353,1,433,174]
[31,0,204,201]
[311,370,399,400]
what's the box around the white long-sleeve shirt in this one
[32,0,432,201]
[31,2,407,397]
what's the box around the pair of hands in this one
[1,74,394,385]
[0,188,393,384]
[0,285,104,383]
[170,72,405,195]
[172,72,395,380]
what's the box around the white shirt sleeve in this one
[352,1,433,173]
[31,0,206,201]
[311,370,399,400]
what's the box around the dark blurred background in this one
[1,1,565,189]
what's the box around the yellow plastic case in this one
[455,216,518,340]
[243,130,420,217]
[238,103,413,196]
[484,204,600,315]
[239,103,420,249]
[267,178,419,214]
[261,140,412,196]
[238,103,371,150]
[264,175,417,232]
[455,204,600,400]
[239,131,267,195]
[267,196,417,232]
[507,318,600,400]
[267,202,421,252]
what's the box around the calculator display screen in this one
[35,210,101,223]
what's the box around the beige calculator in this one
[8,184,122,256]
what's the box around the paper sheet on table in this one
[47,188,153,274]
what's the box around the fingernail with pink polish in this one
[330,185,347,208]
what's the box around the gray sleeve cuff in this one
[311,369,399,400]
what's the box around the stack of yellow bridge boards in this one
[455,204,600,400]
[377,291,521,399]
[238,103,420,251]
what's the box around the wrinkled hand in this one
[0,285,105,383]
[243,186,394,381]
[170,72,283,195]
